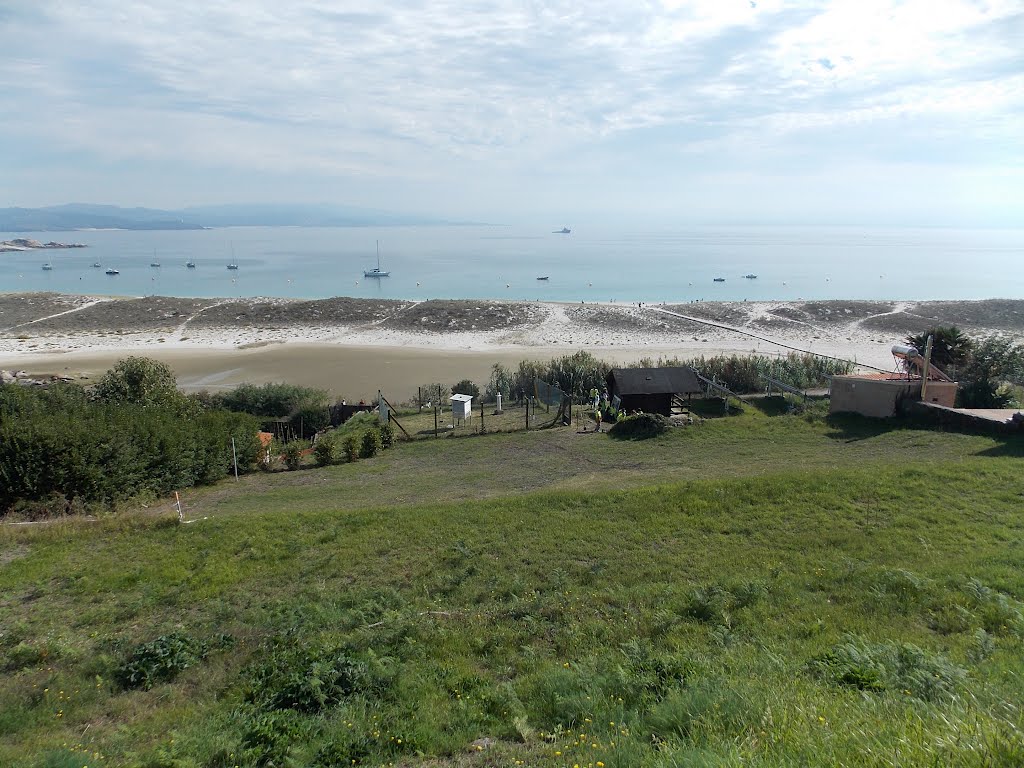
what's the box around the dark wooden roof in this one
[607,367,702,396]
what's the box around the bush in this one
[360,430,381,459]
[451,378,480,399]
[246,644,371,713]
[116,633,208,691]
[312,433,336,466]
[379,422,395,449]
[0,380,262,513]
[283,442,303,471]
[609,412,671,440]
[342,435,359,463]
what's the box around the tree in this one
[93,357,182,408]
[451,379,480,399]
[417,383,450,407]
[904,327,972,373]
[485,363,514,403]
[957,334,1023,408]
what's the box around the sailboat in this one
[364,241,390,277]
[227,243,238,270]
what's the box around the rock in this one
[0,370,14,383]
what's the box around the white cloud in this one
[0,0,1020,221]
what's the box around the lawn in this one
[1,404,1022,767]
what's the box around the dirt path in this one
[2,298,110,333]
[172,300,230,340]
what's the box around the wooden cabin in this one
[606,367,703,416]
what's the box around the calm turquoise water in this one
[2,225,1021,303]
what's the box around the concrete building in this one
[829,373,958,418]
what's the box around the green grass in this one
[1,406,1023,767]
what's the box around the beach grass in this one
[1,407,1022,767]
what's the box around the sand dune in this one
[1,293,1021,400]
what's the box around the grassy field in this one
[1,401,1023,767]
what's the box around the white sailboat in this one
[364,241,390,277]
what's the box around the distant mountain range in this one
[0,203,466,232]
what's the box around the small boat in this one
[553,227,571,234]
[713,277,726,282]
[743,274,757,279]
[536,276,550,281]
[92,262,102,268]
[41,263,54,271]
[186,260,196,269]
[150,262,161,268]
[363,240,390,278]
[105,268,119,275]
[227,263,239,270]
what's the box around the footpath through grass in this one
[1,407,1023,767]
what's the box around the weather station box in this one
[450,393,473,423]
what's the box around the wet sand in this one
[0,344,585,402]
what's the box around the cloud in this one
[0,0,1020,221]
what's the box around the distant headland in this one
[0,203,471,232]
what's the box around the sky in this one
[1,0,1021,226]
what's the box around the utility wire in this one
[649,306,892,374]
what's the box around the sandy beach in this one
[1,293,1022,401]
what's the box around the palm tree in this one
[904,326,972,372]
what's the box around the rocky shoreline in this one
[0,238,88,252]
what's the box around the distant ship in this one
[536,276,549,281]
[743,274,757,279]
[186,260,196,269]
[553,227,571,234]
[227,263,239,270]
[713,277,726,282]
[105,268,119,275]
[92,262,102,268]
[150,262,161,268]
[41,263,53,271]
[364,240,390,278]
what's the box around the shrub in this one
[283,442,303,471]
[808,635,966,701]
[244,641,372,713]
[313,433,336,466]
[609,412,671,440]
[451,378,480,398]
[379,422,395,449]
[342,435,359,463]
[360,430,381,459]
[116,633,208,691]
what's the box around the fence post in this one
[480,398,485,434]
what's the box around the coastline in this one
[2,293,1022,400]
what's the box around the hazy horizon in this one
[2,2,1021,228]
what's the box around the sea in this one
[1,224,1022,304]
